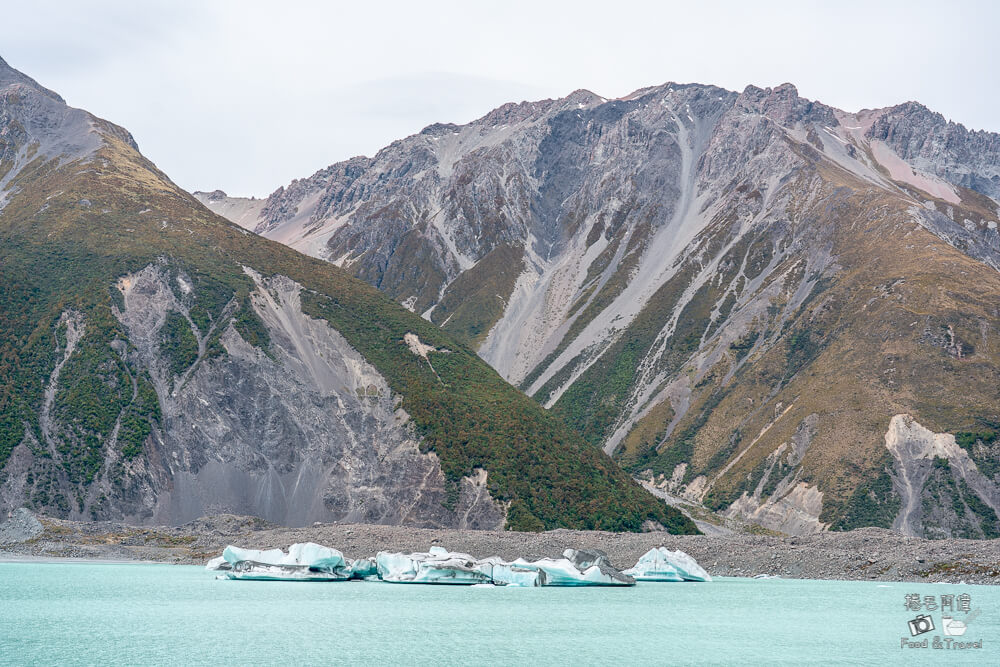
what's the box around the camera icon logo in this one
[908,614,935,637]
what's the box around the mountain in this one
[200,82,1000,538]
[0,56,694,534]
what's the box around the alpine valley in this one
[198,80,1000,539]
[0,56,695,534]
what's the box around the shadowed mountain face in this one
[202,81,1000,538]
[0,57,695,534]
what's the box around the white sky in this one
[5,0,998,196]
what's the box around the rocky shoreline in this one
[2,512,998,585]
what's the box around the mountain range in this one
[0,56,693,534]
[197,80,1000,538]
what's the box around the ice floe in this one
[348,556,379,579]
[205,556,230,571]
[622,547,712,582]
[375,546,633,587]
[506,548,634,587]
[220,542,353,581]
[207,543,709,586]
[376,546,494,585]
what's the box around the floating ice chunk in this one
[222,545,287,566]
[221,542,347,570]
[376,546,493,585]
[226,560,350,581]
[509,549,635,587]
[510,558,634,586]
[563,548,614,571]
[475,556,546,587]
[205,556,230,571]
[220,542,352,581]
[489,560,546,587]
[375,547,629,586]
[348,557,378,579]
[622,547,711,582]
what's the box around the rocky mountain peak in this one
[0,56,64,103]
[735,82,835,127]
[476,99,559,127]
[563,89,604,106]
[866,101,944,139]
[866,99,1000,200]
[1,56,696,534]
[195,74,1000,539]
[420,122,461,136]
[196,189,229,201]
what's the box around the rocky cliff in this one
[202,80,1000,538]
[0,56,694,534]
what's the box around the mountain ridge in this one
[199,78,1000,538]
[0,57,694,534]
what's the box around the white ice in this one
[211,543,646,587]
[205,556,229,571]
[477,557,545,587]
[376,546,493,585]
[622,547,711,582]
[508,557,633,586]
[219,542,352,581]
[375,546,634,586]
[223,542,348,570]
[348,557,378,579]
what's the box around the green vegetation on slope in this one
[0,134,696,534]
[430,243,524,347]
[301,289,694,533]
[548,227,757,456]
[159,311,198,377]
[920,457,1000,539]
[832,463,900,531]
[954,422,1000,481]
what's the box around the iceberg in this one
[505,549,635,587]
[207,542,695,587]
[510,557,632,587]
[622,547,712,582]
[205,556,230,571]
[347,557,378,579]
[376,546,493,585]
[479,557,546,587]
[376,546,633,586]
[219,542,352,581]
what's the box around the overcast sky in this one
[5,1,998,196]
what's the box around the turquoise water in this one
[1,562,996,665]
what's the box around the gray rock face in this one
[107,265,504,528]
[200,79,1000,538]
[866,102,1000,201]
[1,57,138,210]
[885,415,1000,540]
[0,56,64,102]
[5,56,697,537]
[0,262,505,529]
[204,81,1000,395]
[0,507,43,544]
[0,507,45,544]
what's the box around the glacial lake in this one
[1,561,997,665]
